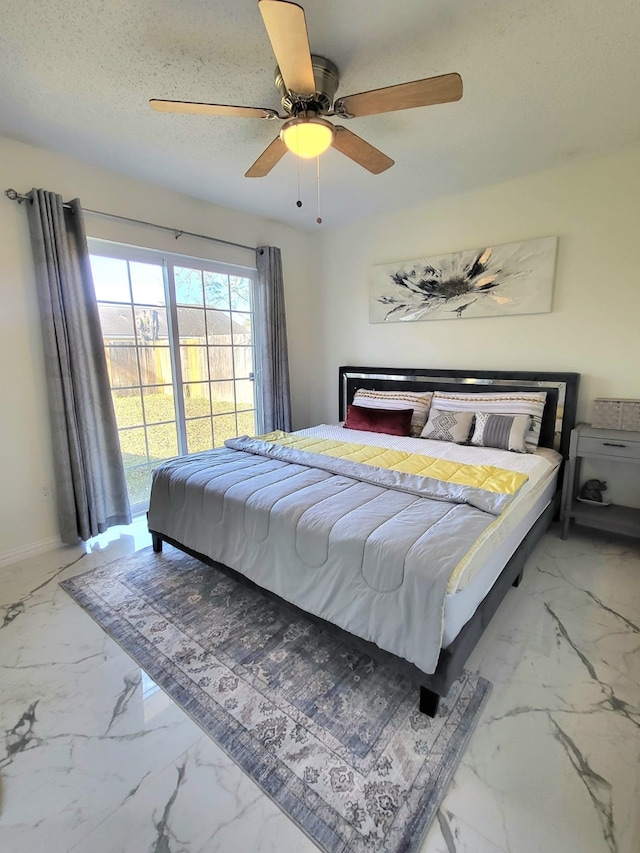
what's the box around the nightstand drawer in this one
[577,436,640,460]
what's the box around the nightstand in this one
[561,423,640,539]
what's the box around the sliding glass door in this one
[89,241,258,512]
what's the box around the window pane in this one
[209,347,233,381]
[98,304,135,344]
[175,267,204,306]
[92,246,256,511]
[213,413,237,447]
[119,427,147,465]
[230,276,252,311]
[139,345,172,385]
[211,381,235,414]
[147,422,178,460]
[186,417,213,454]
[237,409,256,437]
[105,346,139,388]
[231,312,252,345]
[130,261,166,306]
[142,387,176,424]
[125,466,151,507]
[91,256,130,303]
[181,346,209,383]
[134,307,164,345]
[235,379,255,411]
[204,272,230,310]
[177,307,206,344]
[206,309,232,344]
[112,390,143,429]
[183,383,211,418]
[233,347,253,379]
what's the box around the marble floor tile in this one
[68,734,318,853]
[1,521,639,853]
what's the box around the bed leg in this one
[151,532,163,553]
[419,686,440,718]
[512,569,524,588]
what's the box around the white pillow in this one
[431,391,547,452]
[352,389,433,438]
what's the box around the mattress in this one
[296,424,562,646]
[441,470,557,646]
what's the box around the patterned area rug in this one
[61,545,491,853]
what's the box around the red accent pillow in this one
[344,404,414,436]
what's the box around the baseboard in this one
[0,536,62,569]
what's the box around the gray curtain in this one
[255,246,292,432]
[26,189,131,543]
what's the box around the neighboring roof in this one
[2,0,639,230]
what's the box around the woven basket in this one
[591,398,640,431]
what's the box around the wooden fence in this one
[105,340,254,405]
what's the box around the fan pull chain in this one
[296,153,302,208]
[316,156,322,225]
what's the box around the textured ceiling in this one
[2,0,640,230]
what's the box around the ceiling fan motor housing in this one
[275,55,339,115]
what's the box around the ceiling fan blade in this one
[245,136,288,177]
[258,0,315,97]
[331,126,394,174]
[334,72,463,118]
[150,99,279,119]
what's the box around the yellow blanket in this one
[258,431,527,495]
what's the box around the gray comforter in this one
[147,437,518,674]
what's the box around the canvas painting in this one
[369,236,558,323]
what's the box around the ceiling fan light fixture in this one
[280,116,335,158]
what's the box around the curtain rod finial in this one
[4,188,30,204]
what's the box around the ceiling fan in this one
[150,0,463,178]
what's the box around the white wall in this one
[0,136,318,561]
[311,146,640,506]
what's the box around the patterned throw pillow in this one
[471,412,531,452]
[352,389,433,438]
[420,408,475,444]
[430,392,547,452]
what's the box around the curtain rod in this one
[4,188,256,254]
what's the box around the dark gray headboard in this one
[339,366,580,459]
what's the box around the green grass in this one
[113,392,256,506]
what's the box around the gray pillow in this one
[420,408,475,444]
[471,412,531,453]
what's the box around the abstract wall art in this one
[369,236,558,323]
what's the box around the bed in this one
[148,366,580,716]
